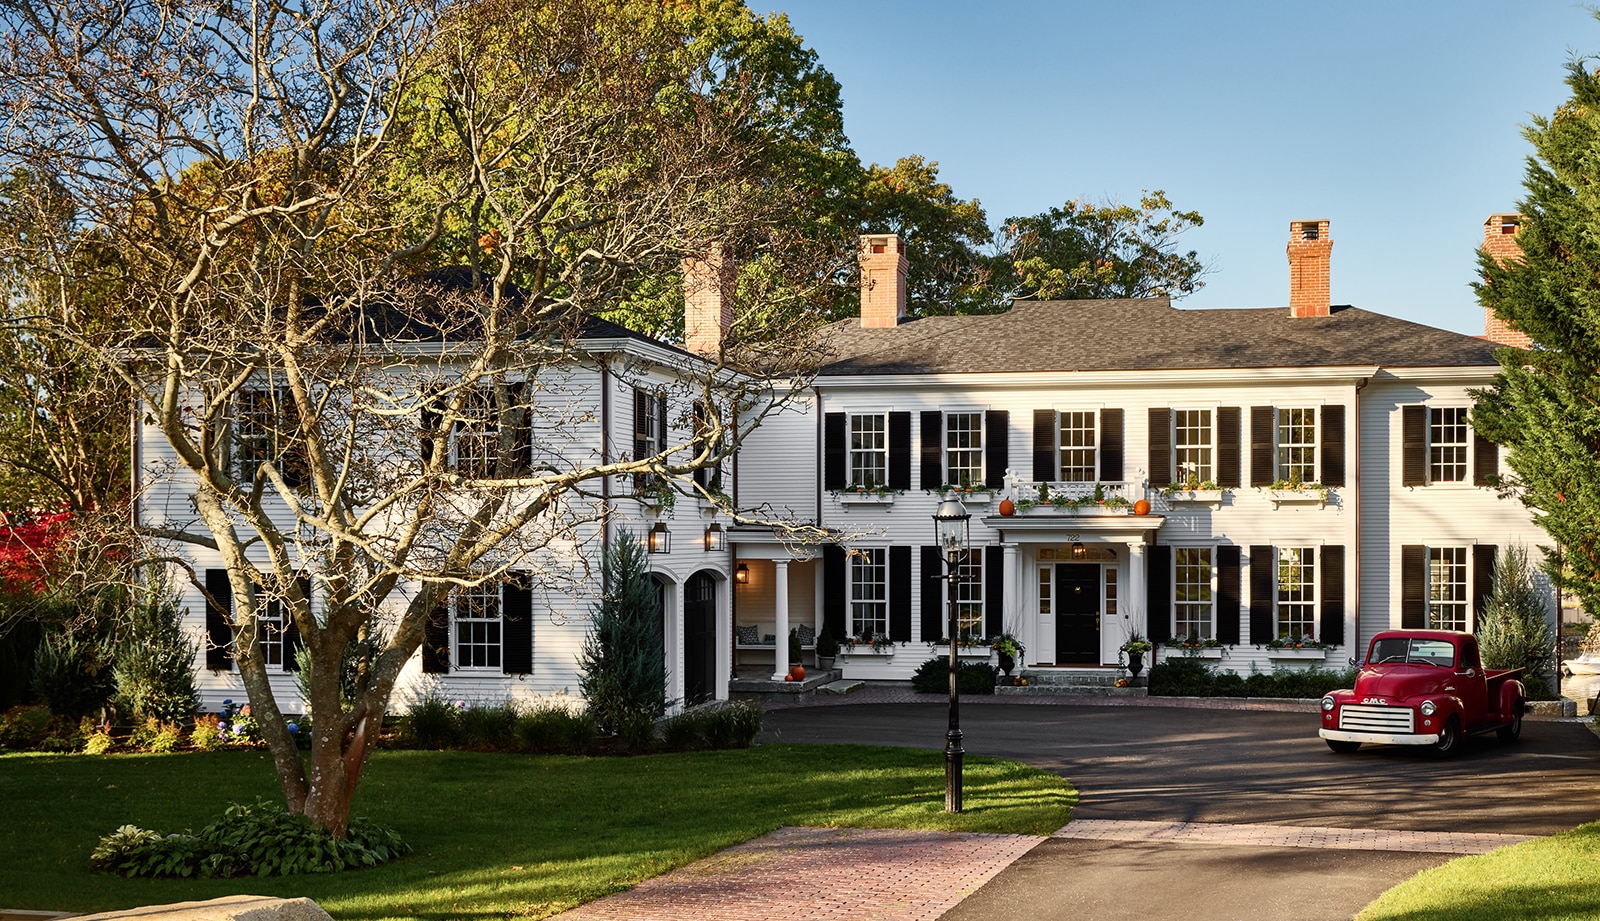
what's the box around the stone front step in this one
[1017,668,1132,687]
[996,683,1148,698]
[729,669,839,703]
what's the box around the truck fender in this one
[1497,680,1525,720]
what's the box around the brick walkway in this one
[550,826,1043,921]
[1054,818,1534,854]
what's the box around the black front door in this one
[683,572,717,705]
[1055,564,1101,665]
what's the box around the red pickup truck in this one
[1319,629,1525,755]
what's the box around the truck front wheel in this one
[1325,739,1361,754]
[1497,707,1523,743]
[1431,716,1461,756]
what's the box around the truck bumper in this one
[1320,728,1440,746]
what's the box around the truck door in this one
[1452,636,1489,729]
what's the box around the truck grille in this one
[1338,705,1414,734]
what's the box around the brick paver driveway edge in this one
[1055,818,1536,854]
[551,826,1043,921]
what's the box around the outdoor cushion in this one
[796,623,816,646]
[736,625,760,645]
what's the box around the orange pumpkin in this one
[789,664,806,681]
[998,498,1016,516]
[1133,499,1151,515]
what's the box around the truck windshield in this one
[1369,637,1456,667]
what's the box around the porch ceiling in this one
[983,514,1166,545]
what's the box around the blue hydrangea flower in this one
[287,722,299,734]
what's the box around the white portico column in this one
[1126,542,1148,640]
[1002,541,1021,657]
[771,559,791,680]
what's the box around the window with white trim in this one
[235,389,306,487]
[454,582,502,669]
[1429,407,1468,484]
[1058,411,1097,482]
[850,548,887,639]
[1428,546,1468,631]
[454,388,499,479]
[849,414,888,488]
[1104,568,1118,621]
[1038,567,1052,617]
[1173,409,1213,485]
[1276,546,1316,639]
[946,412,983,487]
[1174,547,1214,640]
[954,548,984,637]
[1277,407,1316,483]
[260,596,289,668]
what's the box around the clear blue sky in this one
[776,0,1588,335]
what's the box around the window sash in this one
[260,599,287,668]
[454,583,502,669]
[236,388,304,484]
[1429,407,1468,484]
[454,389,500,479]
[849,414,888,488]
[1173,409,1213,485]
[1174,547,1214,639]
[954,548,984,637]
[1058,411,1097,482]
[1276,547,1316,638]
[946,412,984,488]
[850,548,887,638]
[1428,546,1468,631]
[1277,407,1316,482]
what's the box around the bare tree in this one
[0,0,837,835]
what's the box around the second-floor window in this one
[1429,546,1468,631]
[850,547,887,638]
[1430,407,1469,483]
[1277,407,1316,483]
[1174,409,1213,485]
[236,389,306,488]
[850,413,888,487]
[946,412,983,487]
[1058,411,1097,482]
[454,389,499,478]
[1276,546,1316,639]
[1174,547,1214,639]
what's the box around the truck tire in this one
[1497,707,1523,743]
[1431,716,1461,756]
[1325,739,1361,754]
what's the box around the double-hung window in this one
[260,596,290,668]
[1173,409,1213,485]
[454,388,499,479]
[1429,407,1469,484]
[945,412,984,487]
[850,548,887,638]
[954,548,984,637]
[1276,547,1316,639]
[454,581,502,669]
[1428,546,1468,631]
[1277,408,1317,483]
[1058,411,1097,482]
[1174,547,1214,639]
[849,413,888,488]
[236,388,306,488]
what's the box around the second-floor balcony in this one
[1009,480,1140,515]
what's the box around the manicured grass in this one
[1358,820,1600,921]
[0,744,1074,920]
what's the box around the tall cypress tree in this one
[1474,31,1600,615]
[577,532,667,734]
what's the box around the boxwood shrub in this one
[1148,657,1356,699]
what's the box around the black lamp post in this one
[932,492,971,813]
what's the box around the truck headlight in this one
[1420,700,1436,716]
[1321,696,1336,712]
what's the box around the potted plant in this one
[815,624,839,671]
[1120,632,1152,681]
[787,627,805,681]
[990,632,1025,676]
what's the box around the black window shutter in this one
[1032,409,1056,481]
[824,413,847,490]
[1250,406,1275,487]
[1147,408,1172,487]
[920,411,943,489]
[889,546,912,641]
[1217,407,1241,489]
[1473,427,1498,486]
[1402,405,1427,487]
[1321,404,1346,487]
[693,402,712,488]
[888,412,912,490]
[1216,545,1241,646]
[204,569,234,671]
[1099,408,1124,481]
[823,544,846,638]
[1320,546,1346,645]
[1146,545,1171,643]
[985,548,1004,636]
[1249,545,1274,644]
[921,546,944,641]
[633,388,649,460]
[985,410,1010,489]
[502,572,533,675]
[1401,545,1426,629]
[283,575,309,672]
[422,593,450,674]
[657,393,669,460]
[1473,545,1497,634]
[420,404,441,466]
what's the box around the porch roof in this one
[984,514,1166,545]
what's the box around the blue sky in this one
[776,0,1587,335]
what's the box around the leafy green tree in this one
[578,533,666,735]
[1472,30,1600,616]
[849,156,993,316]
[994,190,1208,302]
[1476,545,1555,698]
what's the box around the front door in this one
[683,572,718,705]
[1055,564,1101,665]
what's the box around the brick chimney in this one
[859,233,908,329]
[1482,213,1531,348]
[683,243,734,357]
[1287,219,1332,317]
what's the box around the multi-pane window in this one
[454,582,502,669]
[850,548,888,638]
[454,389,499,479]
[1430,407,1469,484]
[1174,547,1214,639]
[953,548,984,637]
[1037,567,1052,617]
[1276,547,1316,639]
[1173,409,1213,485]
[235,389,305,487]
[260,597,289,668]
[1058,411,1097,482]
[1428,547,1468,631]
[1277,408,1317,483]
[692,401,725,491]
[946,412,984,487]
[1104,568,1118,620]
[849,414,888,487]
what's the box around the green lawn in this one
[1359,820,1600,921]
[0,744,1075,920]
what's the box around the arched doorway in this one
[683,571,718,705]
[650,575,669,695]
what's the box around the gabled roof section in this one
[817,298,1508,376]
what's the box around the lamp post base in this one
[944,728,964,813]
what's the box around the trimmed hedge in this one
[1148,656,1357,699]
[911,657,997,695]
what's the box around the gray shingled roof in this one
[816,298,1507,376]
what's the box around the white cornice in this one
[816,365,1386,390]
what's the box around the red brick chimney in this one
[859,234,908,329]
[1287,219,1332,317]
[683,243,734,357]
[1482,213,1531,348]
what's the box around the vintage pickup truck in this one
[1319,629,1525,755]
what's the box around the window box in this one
[1266,648,1328,661]
[1161,647,1223,660]
[838,492,895,507]
[1165,489,1225,509]
[923,643,995,658]
[838,646,896,659]
[1266,488,1327,508]
[951,490,992,505]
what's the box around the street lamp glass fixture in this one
[933,494,971,566]
[647,522,671,554]
[704,522,725,552]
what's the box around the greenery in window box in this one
[836,483,897,497]
[935,483,990,496]
[1161,478,1221,497]
[1263,630,1334,651]
[637,478,676,513]
[1163,629,1223,650]
[1266,471,1327,495]
[930,633,990,650]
